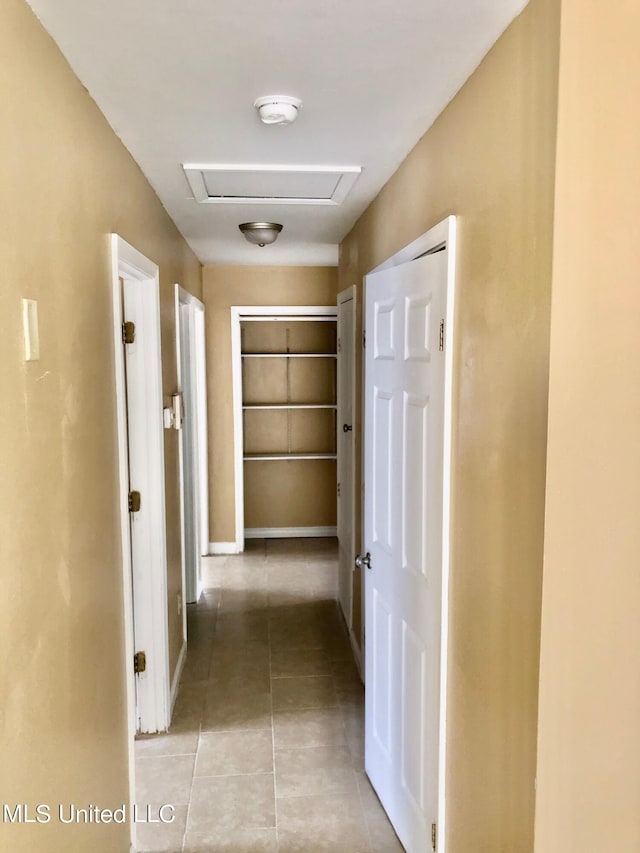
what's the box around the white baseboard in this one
[245,526,337,539]
[209,541,243,554]
[350,628,364,684]
[169,640,187,719]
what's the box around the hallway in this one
[135,539,402,852]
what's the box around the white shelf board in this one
[242,353,337,359]
[240,315,337,322]
[243,453,338,461]
[243,404,337,410]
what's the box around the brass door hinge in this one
[128,490,141,513]
[134,651,146,674]
[438,320,445,352]
[122,321,136,344]
[338,337,342,353]
[337,482,341,497]
[432,822,437,851]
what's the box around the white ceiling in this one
[27,0,529,266]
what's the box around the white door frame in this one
[229,305,338,554]
[363,215,456,852]
[175,284,209,610]
[111,235,171,849]
[337,286,358,642]
[194,305,210,558]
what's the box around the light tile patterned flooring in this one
[135,538,403,852]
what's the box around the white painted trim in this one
[111,234,171,853]
[337,285,357,633]
[231,305,339,556]
[369,216,453,275]
[243,404,337,411]
[209,541,244,555]
[174,286,188,645]
[183,163,361,206]
[111,236,139,853]
[242,353,337,359]
[115,237,170,733]
[438,217,457,853]
[338,286,357,302]
[185,162,362,173]
[170,640,187,716]
[230,308,245,554]
[240,316,337,322]
[193,302,210,558]
[364,214,456,853]
[232,305,337,318]
[175,286,210,554]
[245,526,338,539]
[176,285,209,611]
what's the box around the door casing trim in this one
[229,304,338,553]
[111,234,171,851]
[337,284,358,638]
[363,215,456,853]
[175,284,209,610]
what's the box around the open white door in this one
[363,245,452,853]
[176,286,209,605]
[194,306,210,558]
[337,286,357,632]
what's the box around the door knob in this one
[343,423,353,432]
[355,552,371,570]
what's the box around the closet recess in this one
[239,310,338,537]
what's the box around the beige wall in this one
[534,1,640,849]
[202,265,338,543]
[0,2,201,850]
[339,0,560,847]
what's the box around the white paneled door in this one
[364,249,449,853]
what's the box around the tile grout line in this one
[355,763,375,853]
[180,572,222,853]
[179,723,200,853]
[191,769,275,780]
[162,541,371,852]
[339,679,374,853]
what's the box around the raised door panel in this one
[372,388,394,554]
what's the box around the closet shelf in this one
[242,353,337,359]
[238,310,337,536]
[243,453,337,461]
[242,404,337,410]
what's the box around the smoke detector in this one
[254,95,302,126]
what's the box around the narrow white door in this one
[364,250,448,852]
[194,306,210,557]
[177,289,209,605]
[337,288,356,629]
[179,303,200,604]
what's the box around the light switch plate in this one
[22,298,40,361]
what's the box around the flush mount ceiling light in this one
[254,95,302,126]
[239,222,283,247]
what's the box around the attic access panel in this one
[183,163,361,205]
